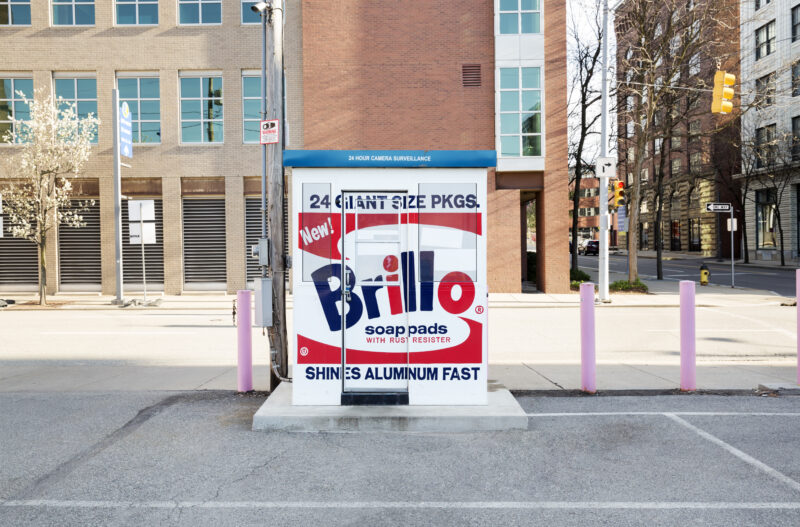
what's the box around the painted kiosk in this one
[286,150,494,406]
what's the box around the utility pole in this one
[254,1,288,382]
[112,89,124,305]
[598,0,611,302]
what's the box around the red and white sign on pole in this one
[260,119,279,145]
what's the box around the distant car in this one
[580,240,599,256]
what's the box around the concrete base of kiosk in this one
[252,382,528,433]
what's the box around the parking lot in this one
[2,392,799,526]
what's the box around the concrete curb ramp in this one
[252,383,528,433]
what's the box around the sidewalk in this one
[618,248,799,272]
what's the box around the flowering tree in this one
[1,90,99,305]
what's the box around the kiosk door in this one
[341,191,409,398]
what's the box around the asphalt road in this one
[2,391,799,526]
[579,254,796,297]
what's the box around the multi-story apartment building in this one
[614,0,741,258]
[739,0,800,263]
[0,0,568,295]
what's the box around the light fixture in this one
[251,1,270,13]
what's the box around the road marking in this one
[664,413,800,493]
[3,499,800,510]
[526,412,800,417]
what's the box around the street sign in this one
[127,200,155,222]
[595,157,616,178]
[260,119,279,145]
[705,202,731,213]
[119,102,133,158]
[617,205,627,233]
[129,222,156,245]
[727,218,738,232]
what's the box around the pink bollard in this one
[580,282,597,393]
[796,270,800,386]
[237,290,253,392]
[680,280,696,391]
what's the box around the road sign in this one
[705,202,731,213]
[119,102,133,158]
[260,119,279,145]
[595,157,616,178]
[127,200,155,222]
[727,218,738,232]
[129,222,156,245]
[617,205,627,232]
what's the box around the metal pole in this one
[598,0,610,302]
[730,209,734,288]
[140,202,147,302]
[112,89,124,304]
[260,10,268,245]
[267,1,288,379]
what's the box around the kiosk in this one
[286,150,494,406]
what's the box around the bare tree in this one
[615,0,735,282]
[1,90,98,305]
[568,0,604,272]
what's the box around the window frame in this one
[755,123,777,168]
[755,20,776,60]
[755,72,776,107]
[792,4,799,42]
[53,74,98,143]
[117,73,161,145]
[178,0,221,26]
[115,0,159,26]
[178,73,224,145]
[791,115,800,162]
[52,0,96,26]
[755,188,777,249]
[498,0,541,35]
[0,0,31,26]
[241,0,260,25]
[792,60,800,97]
[755,0,771,10]
[497,65,544,158]
[0,76,34,145]
[241,73,262,144]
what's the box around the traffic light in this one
[711,70,735,114]
[613,181,626,208]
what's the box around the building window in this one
[0,0,30,25]
[671,158,682,176]
[756,189,777,249]
[793,5,800,42]
[755,20,776,60]
[654,138,662,154]
[755,0,771,10]
[116,0,158,25]
[755,124,777,168]
[179,0,220,25]
[53,0,95,25]
[499,0,541,34]
[671,135,681,149]
[626,121,634,138]
[690,152,704,173]
[54,77,97,143]
[242,1,260,24]
[755,72,776,107]
[180,75,223,143]
[0,78,33,143]
[499,67,542,157]
[792,61,800,97]
[688,53,701,76]
[242,75,262,143]
[640,167,648,181]
[792,115,800,161]
[118,76,160,143]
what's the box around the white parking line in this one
[526,412,800,417]
[665,413,800,493]
[2,499,800,510]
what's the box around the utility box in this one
[287,150,493,406]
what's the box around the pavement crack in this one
[522,364,565,389]
[208,449,288,502]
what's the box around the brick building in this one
[0,0,568,295]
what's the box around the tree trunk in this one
[38,240,47,306]
[776,210,786,266]
[655,177,664,280]
[739,208,749,264]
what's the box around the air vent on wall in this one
[462,64,481,87]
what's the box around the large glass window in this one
[242,0,260,23]
[0,0,31,25]
[53,0,95,25]
[242,75,262,143]
[54,77,97,143]
[755,20,775,60]
[499,0,540,34]
[179,0,220,24]
[116,0,158,25]
[180,76,223,143]
[118,76,160,143]
[499,67,542,157]
[0,78,33,143]
[756,189,777,249]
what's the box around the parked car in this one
[579,240,599,256]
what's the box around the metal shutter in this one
[245,197,263,282]
[58,200,102,290]
[0,210,38,289]
[122,199,165,287]
[182,198,226,289]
